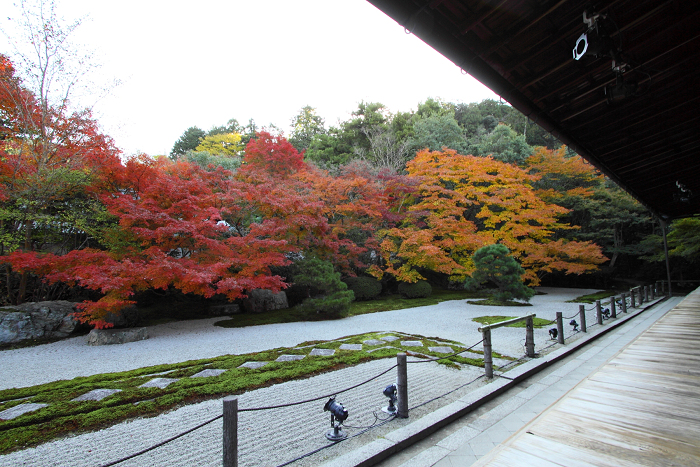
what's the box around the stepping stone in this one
[401,340,423,347]
[380,335,399,342]
[429,346,455,354]
[339,344,362,351]
[140,378,179,389]
[191,369,227,378]
[459,351,483,359]
[0,403,49,420]
[73,389,122,402]
[363,339,384,346]
[238,361,270,369]
[309,348,335,356]
[367,345,396,353]
[275,354,305,362]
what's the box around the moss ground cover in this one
[0,331,482,454]
[566,290,618,304]
[471,315,553,328]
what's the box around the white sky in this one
[2,0,500,156]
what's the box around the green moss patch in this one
[566,290,616,303]
[472,315,552,328]
[0,331,496,454]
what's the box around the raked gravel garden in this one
[0,287,601,466]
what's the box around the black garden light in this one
[548,328,558,340]
[602,308,611,320]
[323,396,348,441]
[570,320,579,332]
[382,383,398,415]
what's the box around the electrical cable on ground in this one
[274,414,397,467]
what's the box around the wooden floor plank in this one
[471,289,700,466]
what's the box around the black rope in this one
[99,413,223,467]
[100,360,399,465]
[274,414,397,467]
[239,363,397,412]
[409,374,485,410]
[407,339,484,364]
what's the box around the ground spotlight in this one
[323,396,348,441]
[382,383,398,415]
[570,320,579,332]
[548,328,558,340]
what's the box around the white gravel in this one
[0,287,598,390]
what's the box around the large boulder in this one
[103,305,141,328]
[207,303,241,316]
[0,301,80,345]
[87,327,149,346]
[242,290,288,314]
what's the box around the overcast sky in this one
[2,0,500,156]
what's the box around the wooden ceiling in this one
[367,0,700,220]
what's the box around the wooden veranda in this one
[472,287,700,466]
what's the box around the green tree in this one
[469,244,535,302]
[469,123,532,165]
[292,257,354,318]
[171,126,205,158]
[289,105,326,151]
[411,114,469,153]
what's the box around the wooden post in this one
[223,396,238,467]
[556,311,564,344]
[596,300,603,325]
[610,297,617,318]
[621,293,628,313]
[579,304,587,332]
[630,288,636,308]
[397,353,408,418]
[525,316,535,357]
[482,328,493,379]
[650,284,655,300]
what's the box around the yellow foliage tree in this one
[195,133,243,157]
[373,148,607,284]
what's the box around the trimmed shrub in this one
[292,258,354,319]
[343,277,382,301]
[397,280,432,299]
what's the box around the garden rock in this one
[0,301,80,345]
[207,303,241,316]
[87,327,149,346]
[102,305,140,328]
[243,289,288,313]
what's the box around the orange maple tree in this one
[372,148,606,284]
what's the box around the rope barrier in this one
[407,339,484,364]
[101,360,400,466]
[409,374,485,410]
[99,414,222,467]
